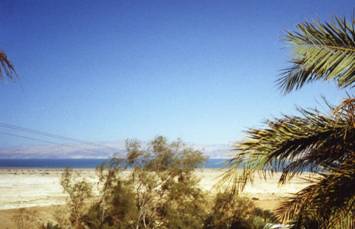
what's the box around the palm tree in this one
[224,16,354,228]
[0,51,16,80]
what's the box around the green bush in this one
[46,136,280,229]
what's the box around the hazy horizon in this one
[0,139,232,159]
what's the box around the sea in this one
[0,158,229,169]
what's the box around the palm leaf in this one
[277,17,355,93]
[222,99,354,190]
[222,98,354,226]
[0,51,16,80]
[276,156,355,228]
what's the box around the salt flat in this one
[0,168,313,210]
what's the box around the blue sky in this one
[0,0,353,147]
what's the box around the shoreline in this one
[0,168,313,210]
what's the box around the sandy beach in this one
[0,168,314,228]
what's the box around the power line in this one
[0,130,118,156]
[0,131,62,145]
[0,122,118,151]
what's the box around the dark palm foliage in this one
[224,15,355,227]
[277,16,355,93]
[0,51,16,80]
[223,98,354,228]
[277,156,354,228]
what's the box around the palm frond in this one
[276,156,355,228]
[277,16,355,93]
[0,51,16,80]
[222,99,354,191]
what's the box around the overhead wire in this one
[0,131,62,145]
[0,122,117,151]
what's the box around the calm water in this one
[0,158,229,169]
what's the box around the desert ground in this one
[0,168,314,228]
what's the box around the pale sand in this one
[0,168,315,228]
[0,168,314,210]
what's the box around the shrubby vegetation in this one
[35,136,277,229]
[204,192,277,229]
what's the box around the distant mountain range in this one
[0,142,233,159]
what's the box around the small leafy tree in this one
[204,192,254,229]
[60,168,92,228]
[83,159,138,229]
[203,191,275,229]
[59,136,208,229]
[136,136,207,229]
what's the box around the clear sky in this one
[0,0,353,147]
